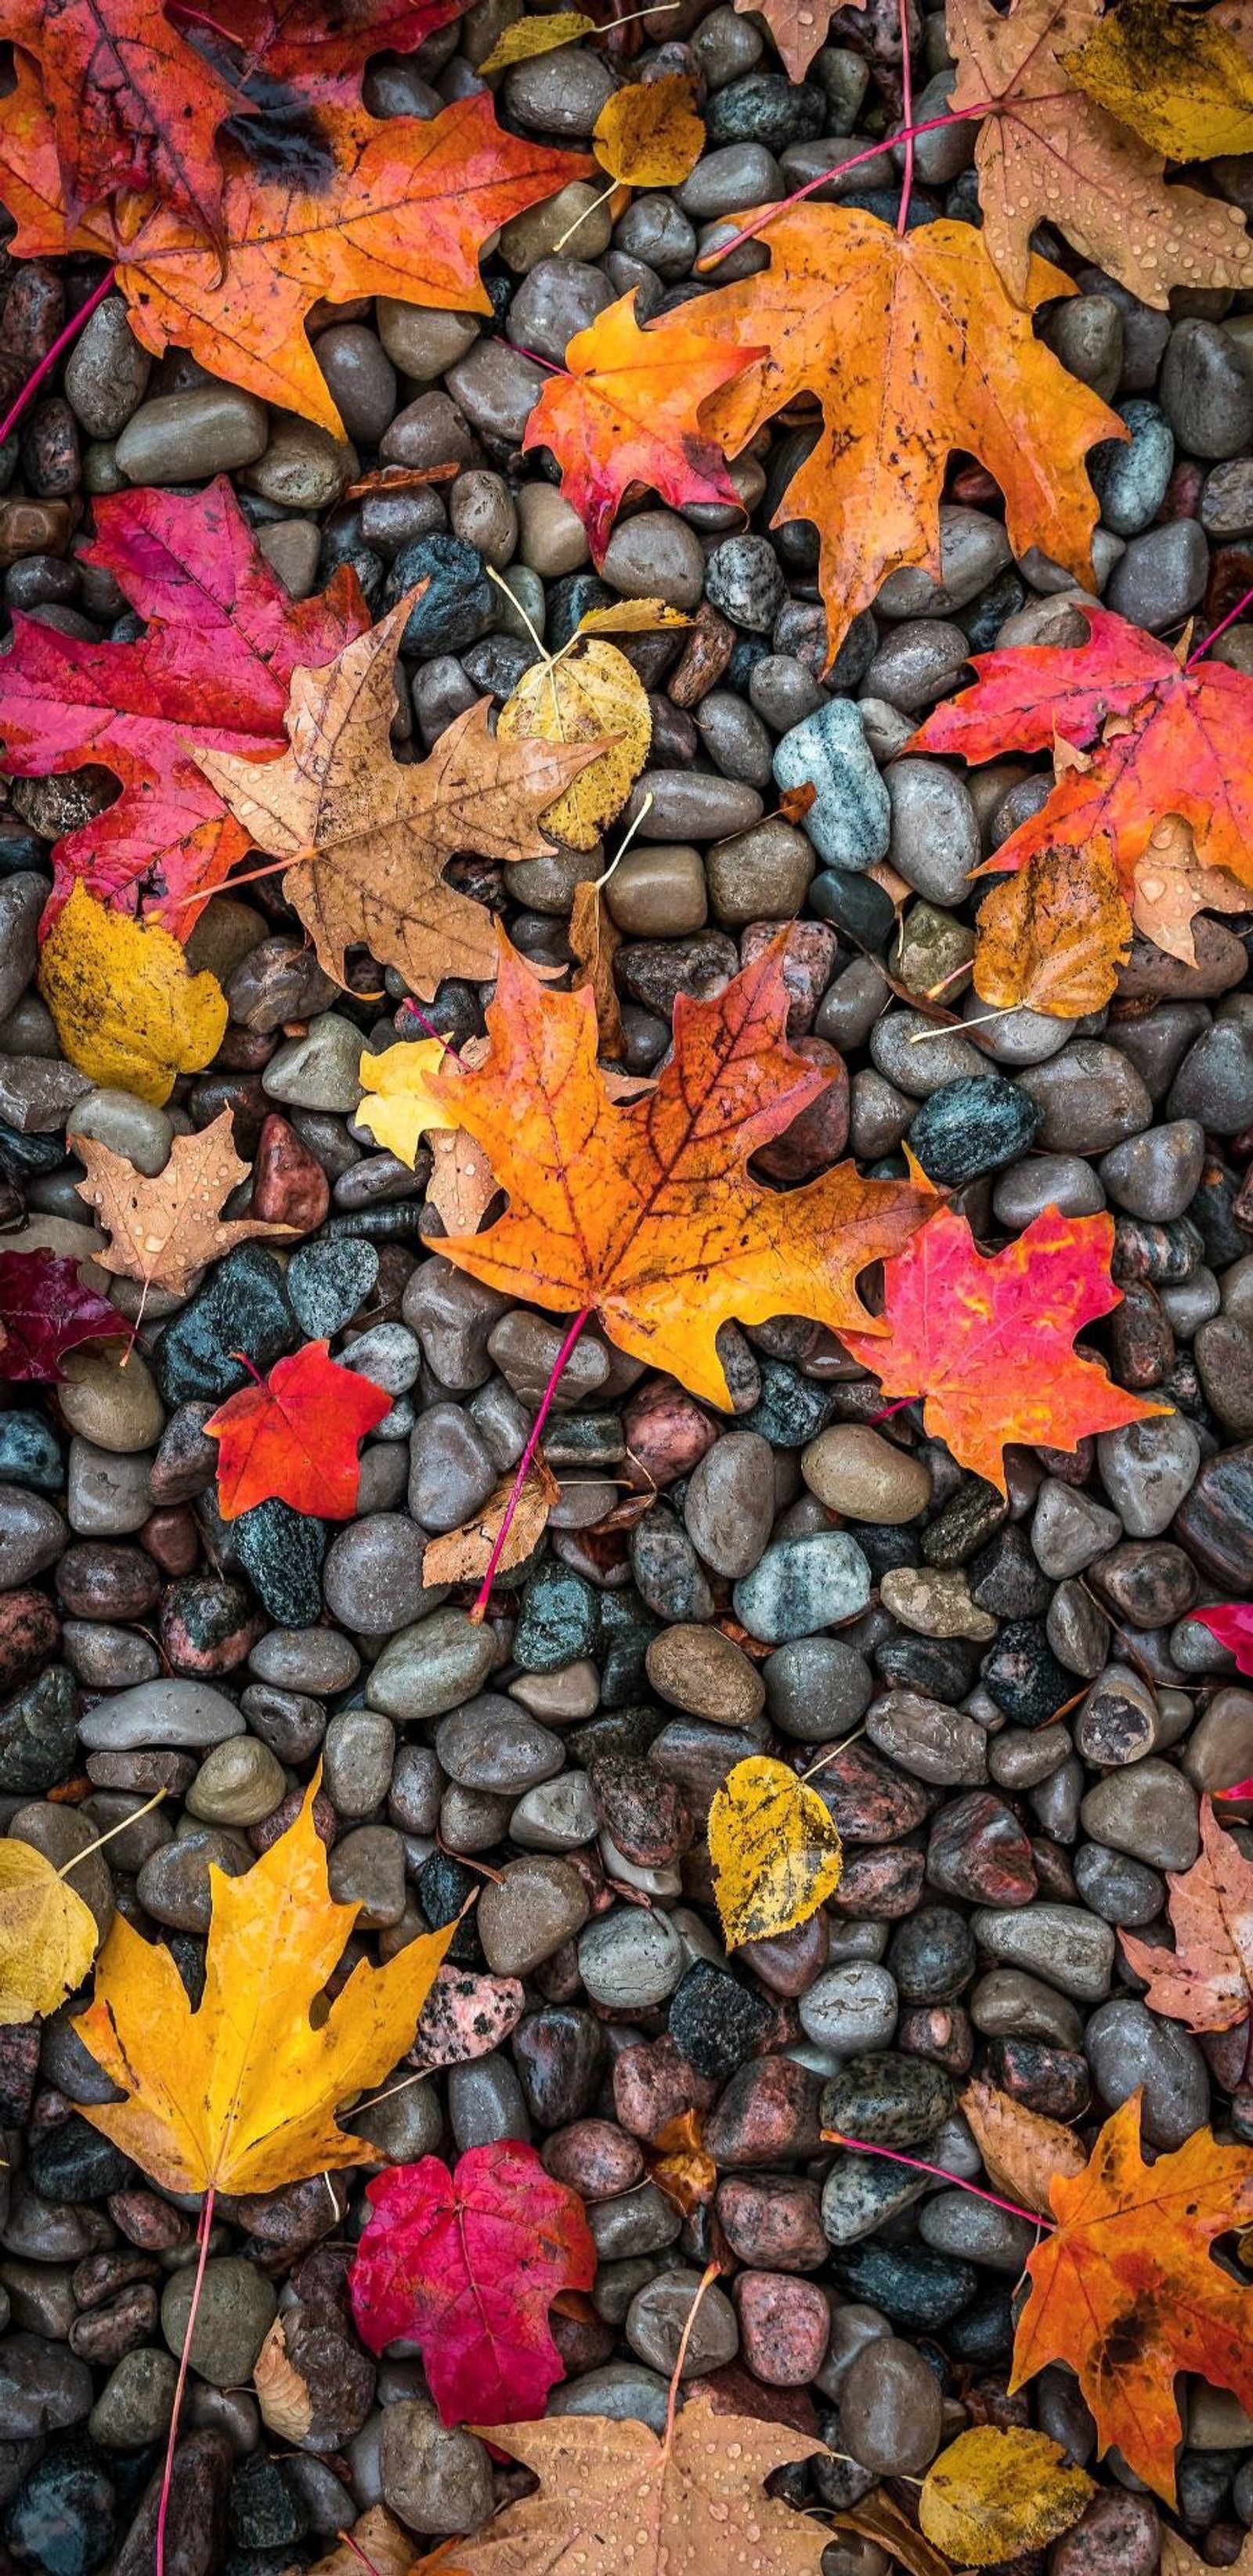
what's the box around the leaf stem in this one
[821,2129,1054,2230]
[664,2259,721,2448]
[1188,580,1253,667]
[471,1306,593,1621]
[896,0,915,238]
[0,266,117,448]
[156,2180,216,2576]
[59,1786,166,1876]
[695,103,995,267]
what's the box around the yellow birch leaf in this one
[480,11,597,73]
[38,883,228,1107]
[593,74,705,186]
[497,639,647,852]
[576,600,693,635]
[919,2426,1094,2567]
[1065,0,1253,161]
[0,1841,99,2024]
[356,1038,461,1165]
[708,1754,843,1947]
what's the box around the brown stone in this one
[252,1112,330,1230]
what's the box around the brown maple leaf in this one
[194,597,607,999]
[74,1108,298,1298]
[1128,814,1250,969]
[948,0,1253,306]
[735,0,865,82]
[1122,1794,1253,2035]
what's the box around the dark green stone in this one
[0,1664,79,1794]
[233,1500,326,1626]
[156,1247,294,1407]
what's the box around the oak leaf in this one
[425,934,937,1408]
[1128,813,1249,968]
[38,886,227,1107]
[0,478,368,934]
[592,74,704,186]
[1010,2091,1253,2498]
[1195,1605,1253,1676]
[693,208,1122,662]
[973,837,1132,1017]
[74,1772,455,2195]
[0,1839,99,2025]
[709,1755,843,1946]
[1,75,590,433]
[1063,0,1253,163]
[919,2427,1093,2566]
[908,602,1253,898]
[196,599,605,996]
[421,1460,560,1588]
[0,1248,124,1383]
[947,0,1253,306]
[736,0,865,82]
[439,2386,829,2576]
[960,2076,1086,2217]
[1,0,240,238]
[840,1201,1168,1498]
[206,1339,392,1521]
[74,1106,297,1299]
[349,2140,596,2425]
[521,289,759,565]
[497,632,647,853]
[1121,1794,1253,2034]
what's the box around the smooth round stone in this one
[1091,398,1175,534]
[1161,317,1253,457]
[547,2363,670,2433]
[704,533,785,630]
[887,1904,977,2001]
[0,1411,65,1495]
[776,699,905,876]
[886,761,980,902]
[644,1624,765,1725]
[820,2151,930,2246]
[908,1075,1042,1184]
[605,844,707,938]
[409,1403,498,1531]
[288,1238,378,1339]
[63,296,150,437]
[802,1425,930,1523]
[821,2051,952,2148]
[1096,1414,1201,1539]
[1031,1479,1121,1578]
[161,2259,276,2386]
[626,2274,739,2379]
[89,2347,179,2451]
[764,1636,872,1743]
[56,1347,164,1454]
[601,510,706,611]
[185,1736,285,1825]
[919,2188,1036,2272]
[839,2337,943,2475]
[706,819,812,923]
[682,1429,776,1576]
[65,1441,153,1538]
[0,1486,67,1587]
[247,1627,360,1695]
[67,1088,172,1176]
[115,388,267,482]
[1085,1997,1209,2147]
[733,1530,872,1643]
[970,1902,1116,2000]
[578,1908,686,2009]
[323,1516,432,1637]
[511,1771,598,1850]
[435,1696,563,1794]
[323,1710,395,1816]
[1074,1841,1164,1925]
[366,1608,497,1720]
[1100,1119,1205,1223]
[263,1013,364,1112]
[1079,1758,1200,1870]
[76,1678,245,1752]
[504,46,616,132]
[379,2401,493,2535]
[477,1856,590,1976]
[1018,1042,1152,1151]
[799,1961,897,2053]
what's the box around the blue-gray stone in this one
[1091,399,1175,537]
[383,534,495,658]
[515,1566,601,1671]
[908,1075,1042,1186]
[156,1247,296,1407]
[773,701,890,871]
[734,1530,872,1643]
[0,1665,79,1794]
[233,1499,326,1626]
[288,1237,379,1340]
[0,1410,65,1494]
[705,74,826,150]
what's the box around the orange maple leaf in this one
[1122,1796,1253,2036]
[521,289,762,565]
[426,935,936,1409]
[1010,2093,1253,2501]
[0,67,590,433]
[840,1201,1168,1496]
[205,1340,392,1521]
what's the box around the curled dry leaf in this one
[569,875,625,1058]
[38,885,228,1107]
[1121,1794,1253,2035]
[960,2076,1086,2217]
[592,74,705,186]
[478,9,596,70]
[0,1839,99,2025]
[252,2313,314,2445]
[74,1107,297,1299]
[827,2493,948,2576]
[196,599,605,996]
[647,2109,717,2217]
[709,1755,843,1947]
[497,634,647,853]
[1063,0,1253,162]
[1128,814,1248,969]
[973,836,1132,1017]
[919,2426,1094,2566]
[421,1459,561,1588]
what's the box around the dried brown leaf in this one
[420,1459,561,1587]
[74,1108,297,1298]
[961,2075,1087,2217]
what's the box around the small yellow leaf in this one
[576,600,692,636]
[708,1754,843,1947]
[594,74,705,186]
[480,9,597,72]
[356,1039,460,1166]
[1065,0,1253,161]
[973,836,1132,1018]
[39,884,228,1107]
[919,2427,1094,2567]
[497,639,648,852]
[0,1841,99,2025]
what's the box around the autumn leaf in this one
[0,1840,99,2025]
[442,2387,829,2576]
[38,886,228,1107]
[1196,1605,1253,1676]
[647,2110,717,2218]
[960,2076,1086,2217]
[2,0,241,238]
[569,873,625,1058]
[973,837,1132,1017]
[521,289,760,565]
[184,0,471,103]
[356,1036,499,1233]
[479,11,596,70]
[1121,1795,1253,2035]
[425,934,935,1409]
[1010,2092,1253,2500]
[0,478,368,934]
[2,77,590,433]
[301,2512,417,2576]
[421,1461,561,1588]
[1063,0,1253,163]
[206,1340,392,1521]
[0,1249,124,1384]
[736,0,865,82]
[497,631,647,853]
[691,208,1122,662]
[919,2428,1093,2567]
[709,1755,843,1946]
[349,2141,596,2425]
[74,1107,297,1299]
[593,74,704,186]
[909,602,1253,900]
[827,2495,948,2576]
[1128,814,1249,969]
[840,1201,1168,1498]
[1163,2532,1253,2576]
[196,599,604,996]
[74,1772,455,2195]
[948,0,1253,306]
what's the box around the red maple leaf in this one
[204,1339,391,1519]
[2,0,242,238]
[1195,1605,1253,1677]
[177,0,472,103]
[349,2141,596,2426]
[0,477,369,937]
[0,1248,125,1383]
